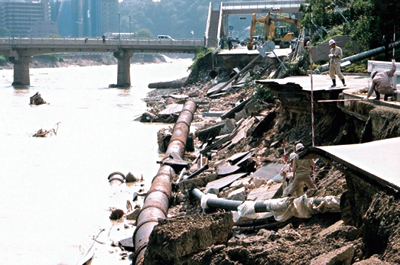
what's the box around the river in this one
[0,57,193,265]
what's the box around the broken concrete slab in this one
[195,122,225,143]
[159,104,183,115]
[217,150,256,176]
[235,150,256,168]
[230,176,251,190]
[252,177,267,188]
[250,163,283,181]
[227,151,250,165]
[310,244,354,265]
[217,162,241,176]
[251,111,277,137]
[247,183,281,201]
[202,112,224,117]
[166,94,188,100]
[205,172,247,194]
[234,109,248,121]
[227,187,246,201]
[221,98,253,120]
[219,119,236,135]
[207,82,230,96]
[230,118,256,145]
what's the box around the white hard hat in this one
[371,71,378,79]
[289,152,297,161]
[296,143,304,152]
[328,39,335,45]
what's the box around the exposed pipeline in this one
[315,40,400,74]
[148,80,184,89]
[133,100,196,265]
[107,171,126,186]
[191,188,337,213]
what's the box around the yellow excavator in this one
[247,13,301,50]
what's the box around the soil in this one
[136,53,400,265]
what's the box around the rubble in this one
[125,51,400,265]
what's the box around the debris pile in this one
[123,51,400,265]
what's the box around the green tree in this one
[350,0,399,59]
[134,29,153,39]
[299,0,352,43]
[0,26,10,37]
[300,0,399,61]
[46,34,61,38]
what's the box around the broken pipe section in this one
[133,100,197,265]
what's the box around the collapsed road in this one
[112,43,400,264]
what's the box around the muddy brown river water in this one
[0,58,192,265]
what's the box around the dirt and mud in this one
[135,53,400,265]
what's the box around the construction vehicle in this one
[247,13,301,50]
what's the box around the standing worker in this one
[219,36,225,49]
[286,143,316,197]
[363,60,397,101]
[328,39,346,88]
[227,37,232,50]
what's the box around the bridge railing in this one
[0,37,205,47]
[221,0,305,9]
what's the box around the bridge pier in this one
[9,55,32,86]
[113,50,133,87]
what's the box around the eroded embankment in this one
[138,64,400,264]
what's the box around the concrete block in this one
[227,187,246,201]
[310,244,354,265]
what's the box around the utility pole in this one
[129,15,131,38]
[118,13,121,48]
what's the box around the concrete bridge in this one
[205,0,305,48]
[0,37,204,87]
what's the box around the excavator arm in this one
[247,13,301,50]
[247,13,275,50]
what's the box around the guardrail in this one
[221,0,305,9]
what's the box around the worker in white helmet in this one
[285,143,315,197]
[363,60,396,101]
[328,39,346,88]
[280,152,297,196]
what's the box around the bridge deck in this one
[0,37,204,56]
[221,0,304,14]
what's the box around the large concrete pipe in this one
[148,80,184,89]
[133,100,196,265]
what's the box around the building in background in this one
[99,0,118,36]
[56,0,118,38]
[0,0,57,37]
[0,0,119,38]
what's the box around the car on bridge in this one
[157,35,174,41]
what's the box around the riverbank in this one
[122,51,400,265]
